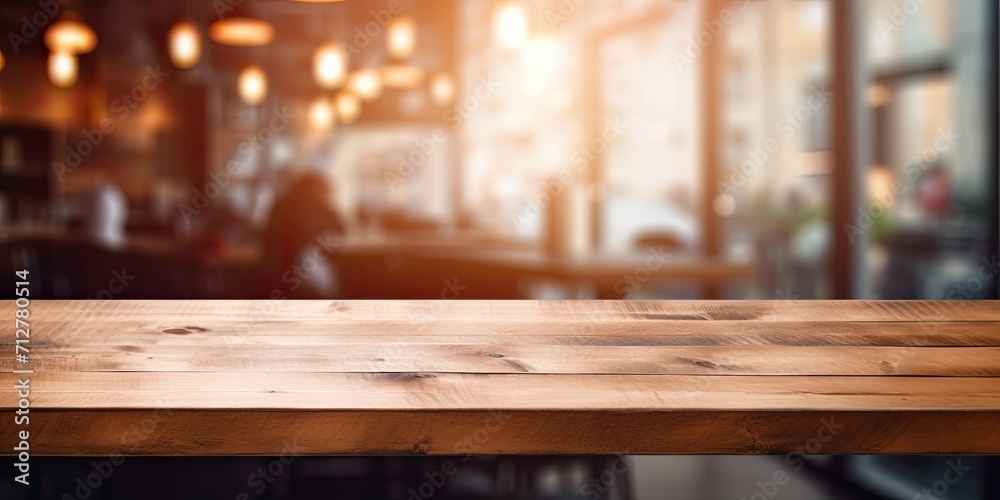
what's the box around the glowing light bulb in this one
[525,36,558,70]
[494,2,527,50]
[48,51,77,88]
[209,17,274,47]
[335,92,361,124]
[238,65,267,105]
[428,72,456,106]
[313,43,348,89]
[309,96,335,131]
[169,21,201,70]
[386,16,416,60]
[348,69,383,102]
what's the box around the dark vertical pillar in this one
[830,0,861,299]
[987,0,999,299]
[699,0,724,299]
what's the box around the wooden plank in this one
[4,373,1000,410]
[5,299,999,323]
[21,410,1000,456]
[4,345,999,376]
[11,321,1000,347]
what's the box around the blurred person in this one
[79,183,128,250]
[263,172,345,298]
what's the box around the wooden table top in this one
[3,300,999,456]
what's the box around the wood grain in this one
[6,299,998,322]
[4,345,1000,376]
[5,372,1000,409]
[1,300,998,455]
[10,320,1000,347]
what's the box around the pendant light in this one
[335,92,361,124]
[209,4,274,48]
[168,21,201,69]
[48,51,78,88]
[238,65,267,105]
[386,15,416,61]
[308,96,336,131]
[494,1,527,50]
[45,12,98,55]
[428,72,456,107]
[348,68,383,102]
[44,11,95,88]
[313,43,348,89]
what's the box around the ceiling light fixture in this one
[308,96,336,131]
[386,15,416,60]
[313,43,348,89]
[168,21,201,69]
[335,92,361,124]
[428,72,456,106]
[348,68,383,102]
[238,65,267,105]
[209,17,274,47]
[45,12,98,54]
[494,1,527,50]
[48,51,78,88]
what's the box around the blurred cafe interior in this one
[0,0,996,303]
[0,1,998,499]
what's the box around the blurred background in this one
[0,0,995,302]
[0,0,997,498]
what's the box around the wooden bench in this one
[3,300,999,455]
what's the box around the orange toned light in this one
[713,193,736,218]
[382,63,425,89]
[868,83,891,107]
[309,96,335,131]
[0,50,5,72]
[168,21,201,70]
[238,65,267,105]
[45,15,97,54]
[494,2,527,49]
[313,43,348,89]
[335,92,361,124]
[348,68,383,102]
[525,36,558,70]
[386,16,416,60]
[428,72,456,106]
[867,165,895,201]
[209,17,274,47]
[48,51,77,88]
